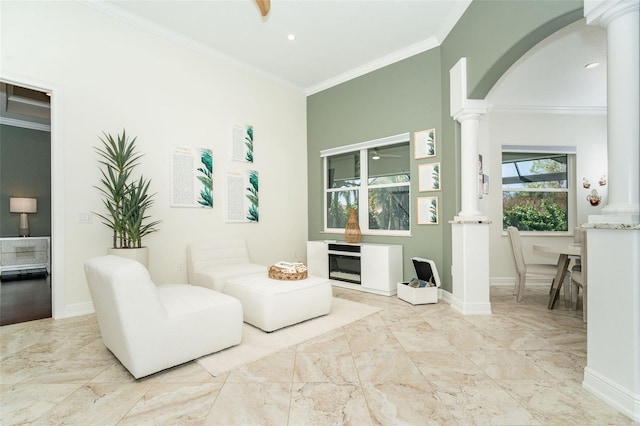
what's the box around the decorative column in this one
[583,0,640,422]
[449,58,491,315]
[587,0,639,223]
[456,112,486,220]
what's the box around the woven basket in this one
[268,265,308,281]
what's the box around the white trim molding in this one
[320,132,410,157]
[0,117,51,132]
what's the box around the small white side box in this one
[397,257,441,305]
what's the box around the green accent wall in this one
[307,50,444,281]
[307,0,583,291]
[0,125,51,237]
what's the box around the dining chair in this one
[506,226,558,302]
[570,228,587,323]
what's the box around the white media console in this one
[307,241,403,296]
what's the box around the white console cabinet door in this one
[360,244,403,294]
[306,241,328,279]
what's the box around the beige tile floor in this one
[1,285,637,425]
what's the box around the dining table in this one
[533,243,582,309]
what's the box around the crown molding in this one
[306,37,441,96]
[488,104,607,115]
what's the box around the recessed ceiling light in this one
[287,34,296,41]
[585,62,600,69]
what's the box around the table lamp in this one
[9,197,37,237]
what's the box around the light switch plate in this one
[78,212,92,224]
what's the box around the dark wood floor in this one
[0,275,52,326]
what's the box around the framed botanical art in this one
[414,128,436,159]
[417,196,439,225]
[170,146,213,208]
[225,169,259,223]
[419,162,440,192]
[231,123,254,163]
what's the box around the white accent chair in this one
[507,226,558,302]
[187,238,266,291]
[84,255,243,379]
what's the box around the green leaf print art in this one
[197,149,213,207]
[245,126,254,163]
[246,170,258,222]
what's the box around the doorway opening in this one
[0,82,52,325]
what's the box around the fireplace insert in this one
[327,243,361,284]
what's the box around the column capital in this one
[452,101,488,123]
[585,0,639,28]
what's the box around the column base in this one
[453,215,489,223]
[451,221,492,316]
[589,213,640,225]
[592,203,640,224]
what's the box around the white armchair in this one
[187,238,266,291]
[84,255,243,379]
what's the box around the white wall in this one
[483,111,607,281]
[1,1,308,316]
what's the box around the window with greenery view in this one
[502,152,571,232]
[323,135,410,236]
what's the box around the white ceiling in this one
[91,0,472,94]
[489,19,607,109]
[88,1,606,105]
[3,0,606,124]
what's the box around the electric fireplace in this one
[327,243,361,284]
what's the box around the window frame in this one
[322,133,411,237]
[501,145,576,235]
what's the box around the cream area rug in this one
[197,297,380,376]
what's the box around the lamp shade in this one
[9,197,37,213]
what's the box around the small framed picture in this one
[414,128,436,159]
[417,196,439,225]
[419,162,440,192]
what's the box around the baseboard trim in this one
[438,288,453,304]
[490,277,553,286]
[450,297,492,315]
[583,367,640,421]
[491,277,516,286]
[57,302,95,319]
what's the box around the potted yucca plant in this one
[94,129,161,267]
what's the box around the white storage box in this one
[397,257,441,305]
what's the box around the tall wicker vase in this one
[344,209,362,243]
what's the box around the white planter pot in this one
[108,247,149,269]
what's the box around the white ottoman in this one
[224,273,332,332]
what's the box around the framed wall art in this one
[419,162,440,192]
[231,123,254,163]
[417,196,439,225]
[225,169,259,223]
[414,128,436,159]
[170,146,213,208]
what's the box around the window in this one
[502,148,574,232]
[322,133,410,236]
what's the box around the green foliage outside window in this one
[503,198,568,231]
